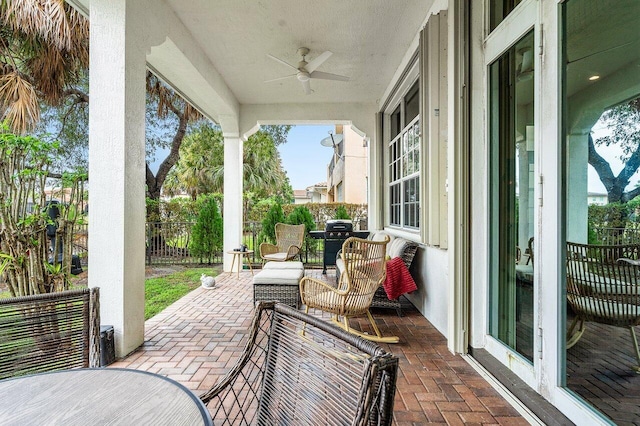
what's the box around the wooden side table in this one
[228,249,254,279]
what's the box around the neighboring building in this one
[305,182,327,203]
[292,189,310,204]
[587,192,608,206]
[326,125,367,204]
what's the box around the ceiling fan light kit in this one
[266,47,349,94]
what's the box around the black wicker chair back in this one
[0,288,100,379]
[199,302,398,425]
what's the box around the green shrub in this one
[189,195,223,263]
[334,205,350,220]
[286,206,317,254]
[259,202,285,245]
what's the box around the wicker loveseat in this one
[199,302,399,425]
[336,230,419,316]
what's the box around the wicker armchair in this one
[199,302,398,426]
[300,236,399,343]
[0,288,101,379]
[566,242,640,371]
[259,223,305,262]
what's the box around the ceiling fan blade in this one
[301,79,312,95]
[264,74,296,83]
[305,51,332,73]
[309,71,349,82]
[267,54,298,71]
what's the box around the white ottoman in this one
[263,261,304,270]
[253,263,304,308]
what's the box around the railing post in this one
[146,223,151,265]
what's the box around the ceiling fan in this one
[265,47,349,95]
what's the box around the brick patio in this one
[110,269,529,425]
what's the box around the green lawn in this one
[145,267,221,320]
[0,266,219,320]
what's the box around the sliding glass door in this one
[489,31,535,363]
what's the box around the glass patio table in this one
[0,368,212,425]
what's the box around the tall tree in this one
[1,1,201,214]
[589,99,640,205]
[144,73,201,203]
[165,123,293,202]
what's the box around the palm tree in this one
[0,0,89,134]
[165,124,292,200]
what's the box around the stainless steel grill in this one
[310,220,368,274]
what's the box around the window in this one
[562,0,640,421]
[489,0,524,32]
[388,81,420,230]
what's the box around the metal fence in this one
[591,227,640,245]
[144,221,325,267]
[70,221,365,267]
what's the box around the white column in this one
[567,133,589,243]
[223,134,243,272]
[88,0,146,357]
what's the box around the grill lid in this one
[325,219,353,232]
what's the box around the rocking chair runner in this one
[259,223,305,262]
[199,302,398,426]
[566,242,640,371]
[299,236,399,343]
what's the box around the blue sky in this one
[148,125,333,190]
[279,125,334,190]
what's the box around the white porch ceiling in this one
[163,0,435,105]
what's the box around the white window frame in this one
[383,63,421,235]
[389,112,420,230]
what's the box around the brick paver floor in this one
[111,269,528,425]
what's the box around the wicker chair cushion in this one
[570,296,638,320]
[262,252,290,262]
[567,261,632,294]
[367,231,418,270]
[263,261,304,270]
[253,268,304,285]
[387,238,407,258]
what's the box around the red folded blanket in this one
[383,256,417,300]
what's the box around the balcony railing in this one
[591,226,640,245]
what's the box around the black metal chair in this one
[199,302,398,425]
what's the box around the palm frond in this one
[0,71,39,133]
[5,0,74,51]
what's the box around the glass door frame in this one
[479,0,539,389]
[471,0,622,423]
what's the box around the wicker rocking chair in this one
[566,242,640,372]
[300,236,399,343]
[259,223,305,262]
[199,302,398,426]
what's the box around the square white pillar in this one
[223,135,243,272]
[567,133,589,243]
[88,0,146,357]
